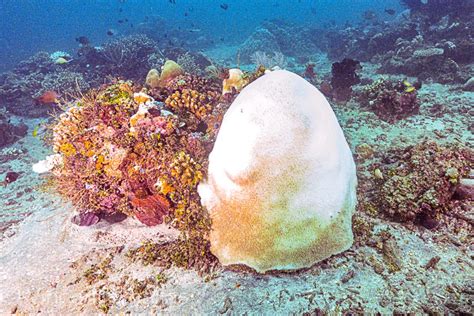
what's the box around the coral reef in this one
[371,141,473,227]
[317,2,473,84]
[42,66,244,269]
[359,78,420,122]
[0,34,215,118]
[98,35,158,80]
[401,0,474,17]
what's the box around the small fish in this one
[107,29,116,36]
[117,18,128,24]
[385,9,396,15]
[2,171,20,186]
[188,28,201,33]
[362,10,377,20]
[169,0,176,3]
[403,80,416,92]
[54,57,69,65]
[75,36,90,46]
[130,23,134,28]
[403,80,412,87]
[36,91,60,105]
[220,3,229,10]
[32,124,40,137]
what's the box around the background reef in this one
[0,0,473,314]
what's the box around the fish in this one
[385,8,396,15]
[1,171,20,186]
[220,3,229,10]
[107,29,117,36]
[35,90,60,104]
[117,18,128,24]
[169,0,176,3]
[75,36,90,46]
[188,28,201,33]
[54,57,69,64]
[403,80,416,92]
[71,212,100,226]
[32,124,40,137]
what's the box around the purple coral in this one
[330,58,361,102]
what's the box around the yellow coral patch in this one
[59,143,77,157]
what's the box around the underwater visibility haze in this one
[0,0,473,314]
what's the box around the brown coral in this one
[373,141,473,226]
[130,194,170,226]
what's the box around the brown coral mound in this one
[360,79,420,122]
[372,141,473,226]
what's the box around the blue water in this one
[0,0,401,72]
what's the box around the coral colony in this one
[33,61,258,269]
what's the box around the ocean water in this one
[0,0,401,72]
[0,0,473,314]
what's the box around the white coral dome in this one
[198,70,357,272]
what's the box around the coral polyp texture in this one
[199,70,357,273]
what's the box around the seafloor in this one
[0,51,472,314]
